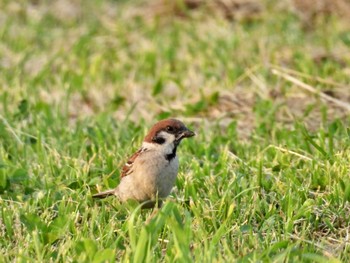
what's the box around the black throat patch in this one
[165,146,177,161]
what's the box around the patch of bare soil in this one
[134,0,263,22]
[291,0,350,28]
[193,72,349,139]
[273,87,350,130]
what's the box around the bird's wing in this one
[120,147,148,178]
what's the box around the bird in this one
[92,118,195,208]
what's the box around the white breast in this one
[156,156,179,197]
[116,145,179,202]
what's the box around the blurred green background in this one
[1,0,350,262]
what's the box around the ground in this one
[0,0,350,262]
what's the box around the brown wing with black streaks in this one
[120,147,148,178]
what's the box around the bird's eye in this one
[166,126,174,132]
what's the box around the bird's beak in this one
[182,129,195,138]
[177,129,195,140]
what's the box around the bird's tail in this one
[92,189,116,199]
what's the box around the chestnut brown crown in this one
[144,119,195,144]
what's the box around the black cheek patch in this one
[152,136,166,144]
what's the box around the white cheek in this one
[142,132,176,155]
[142,142,159,151]
[158,131,176,144]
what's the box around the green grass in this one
[1,0,350,262]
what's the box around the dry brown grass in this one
[189,66,350,138]
[134,0,263,22]
[291,0,350,28]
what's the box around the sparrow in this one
[93,118,195,208]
